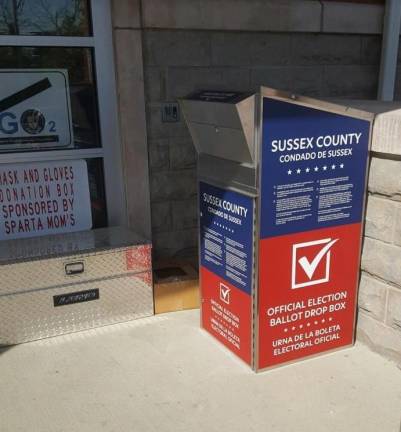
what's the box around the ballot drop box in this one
[180,88,373,371]
[0,227,153,345]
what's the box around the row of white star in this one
[287,164,344,175]
[283,317,334,332]
[213,221,235,233]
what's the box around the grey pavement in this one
[1,310,400,432]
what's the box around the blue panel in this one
[199,182,254,295]
[260,98,370,239]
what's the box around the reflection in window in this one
[0,0,91,36]
[87,158,107,229]
[0,46,101,150]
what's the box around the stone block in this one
[148,139,169,171]
[368,157,401,199]
[251,66,323,97]
[112,0,140,29]
[322,2,383,35]
[211,32,291,67]
[357,311,401,365]
[387,288,401,333]
[322,65,378,98]
[361,36,381,66]
[393,204,401,247]
[358,273,387,322]
[153,228,198,258]
[325,100,401,156]
[151,201,172,233]
[291,34,361,66]
[144,67,165,102]
[151,170,197,201]
[146,104,168,139]
[169,138,196,170]
[146,103,191,140]
[143,30,210,67]
[166,67,250,100]
[353,101,401,156]
[362,237,401,287]
[172,199,198,229]
[142,0,321,32]
[211,32,251,66]
[365,195,397,243]
[142,0,199,30]
[290,67,324,97]
[250,67,292,92]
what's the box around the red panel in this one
[258,223,361,369]
[201,266,252,365]
[125,244,152,271]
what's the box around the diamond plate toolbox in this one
[0,227,153,345]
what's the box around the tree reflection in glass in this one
[0,0,91,36]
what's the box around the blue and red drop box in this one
[199,182,254,365]
[198,91,372,371]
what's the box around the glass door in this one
[0,0,125,240]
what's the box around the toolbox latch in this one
[65,261,85,276]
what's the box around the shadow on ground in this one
[0,345,13,356]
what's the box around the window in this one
[0,0,125,239]
[0,0,91,36]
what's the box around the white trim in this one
[0,36,94,47]
[0,148,103,164]
[92,0,127,226]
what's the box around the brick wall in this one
[143,30,383,258]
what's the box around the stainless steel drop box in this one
[180,88,373,371]
[0,227,153,345]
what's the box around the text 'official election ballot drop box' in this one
[180,88,373,371]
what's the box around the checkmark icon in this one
[220,283,230,304]
[292,237,339,289]
[298,238,338,279]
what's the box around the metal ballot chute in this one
[180,87,373,372]
[181,91,255,164]
[181,90,257,196]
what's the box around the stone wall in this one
[359,156,401,364]
[112,0,401,364]
[140,0,398,259]
[143,30,383,258]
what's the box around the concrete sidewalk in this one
[1,309,400,432]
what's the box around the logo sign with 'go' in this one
[0,70,73,151]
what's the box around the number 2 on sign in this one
[48,121,57,132]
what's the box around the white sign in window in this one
[0,69,73,151]
[0,159,92,240]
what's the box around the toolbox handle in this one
[65,261,85,276]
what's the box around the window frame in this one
[0,0,127,227]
